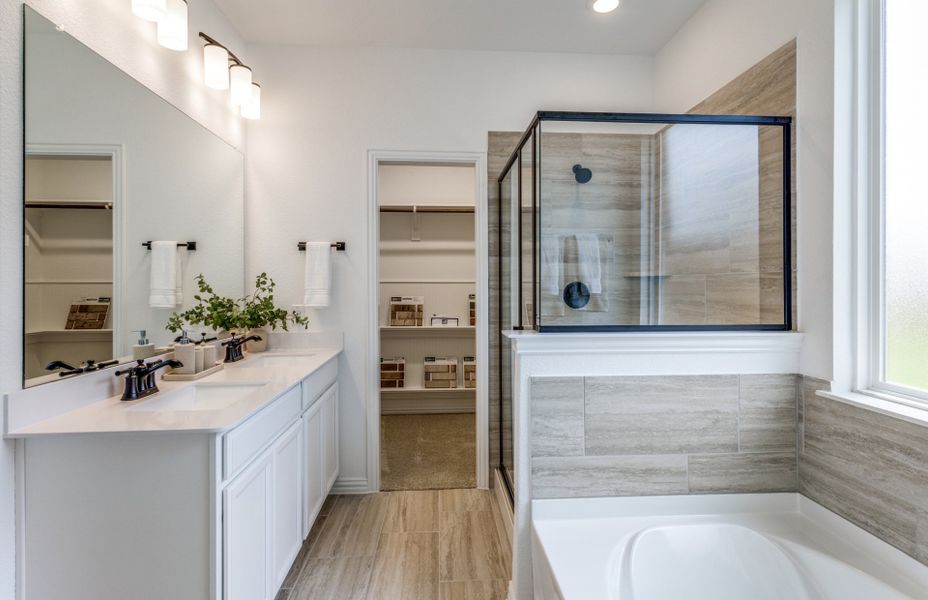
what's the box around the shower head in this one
[573,164,592,184]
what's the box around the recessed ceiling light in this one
[592,0,620,14]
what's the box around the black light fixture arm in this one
[198,32,247,68]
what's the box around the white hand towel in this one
[303,242,331,308]
[149,241,179,308]
[577,233,602,294]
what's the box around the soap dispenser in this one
[173,330,196,375]
[132,330,156,360]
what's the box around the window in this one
[878,0,928,398]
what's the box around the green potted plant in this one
[166,273,308,352]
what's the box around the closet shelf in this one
[380,205,474,214]
[380,326,475,338]
[380,386,476,396]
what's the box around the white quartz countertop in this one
[6,348,341,437]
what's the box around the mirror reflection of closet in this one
[24,152,116,383]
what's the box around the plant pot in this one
[246,328,269,353]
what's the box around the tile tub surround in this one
[531,374,800,499]
[799,377,928,566]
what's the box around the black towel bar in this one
[298,242,346,252]
[142,241,197,251]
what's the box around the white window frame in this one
[851,0,928,408]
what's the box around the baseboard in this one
[493,468,514,545]
[330,477,370,495]
[381,397,475,415]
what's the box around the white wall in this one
[0,1,246,597]
[244,45,654,489]
[654,0,836,380]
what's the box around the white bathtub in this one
[531,494,928,600]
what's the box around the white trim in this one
[24,143,126,358]
[15,440,25,600]
[330,477,372,495]
[836,0,928,409]
[366,150,489,492]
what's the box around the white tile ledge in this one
[505,331,803,355]
[817,389,928,429]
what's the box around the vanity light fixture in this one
[241,83,261,120]
[591,0,620,13]
[198,32,261,119]
[156,0,188,51]
[131,0,166,22]
[203,44,230,89]
[229,64,253,105]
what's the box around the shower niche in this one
[497,111,794,333]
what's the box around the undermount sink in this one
[126,381,270,412]
[232,353,316,369]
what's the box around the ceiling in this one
[213,0,709,55]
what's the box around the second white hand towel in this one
[149,241,178,308]
[303,242,331,308]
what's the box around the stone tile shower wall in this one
[530,374,800,498]
[799,377,928,565]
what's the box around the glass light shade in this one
[131,0,166,22]
[241,83,261,120]
[203,44,230,90]
[592,0,620,13]
[229,64,253,105]
[156,0,188,51]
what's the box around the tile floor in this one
[277,489,512,600]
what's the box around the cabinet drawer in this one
[301,358,338,410]
[224,385,302,480]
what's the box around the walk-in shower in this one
[492,111,794,498]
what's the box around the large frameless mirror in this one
[23,6,245,387]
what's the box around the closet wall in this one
[379,164,477,414]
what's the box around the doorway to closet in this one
[369,153,488,492]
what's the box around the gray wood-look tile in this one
[438,488,495,514]
[659,275,707,325]
[274,590,291,600]
[800,451,919,557]
[309,493,389,559]
[281,514,328,589]
[799,392,928,561]
[290,556,374,600]
[439,510,510,583]
[798,376,830,453]
[688,452,797,493]
[367,532,439,599]
[584,375,739,455]
[917,513,928,565]
[739,374,798,452]
[383,491,439,534]
[531,377,585,457]
[439,579,510,600]
[705,273,762,324]
[532,455,688,499]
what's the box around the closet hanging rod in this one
[297,242,347,251]
[25,202,112,210]
[380,205,474,214]
[142,241,197,251]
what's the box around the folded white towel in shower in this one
[577,233,602,294]
[540,235,562,295]
[303,242,331,308]
[149,241,179,308]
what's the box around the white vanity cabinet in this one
[15,353,341,600]
[220,366,339,600]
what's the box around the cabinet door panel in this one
[322,384,339,491]
[272,420,303,589]
[302,401,325,539]
[223,450,273,600]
